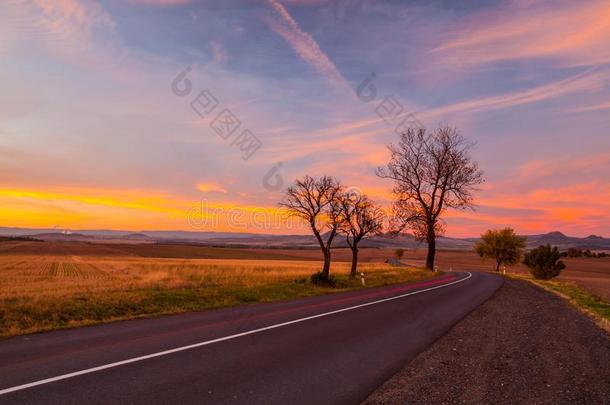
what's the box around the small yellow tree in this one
[475,228,526,272]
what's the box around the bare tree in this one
[377,126,484,270]
[280,175,342,281]
[339,192,384,278]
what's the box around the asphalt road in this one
[0,271,502,404]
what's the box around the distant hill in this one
[30,232,91,241]
[123,233,154,240]
[1,227,608,251]
[524,231,610,250]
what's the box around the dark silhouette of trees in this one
[280,175,342,282]
[523,245,566,280]
[475,228,526,272]
[567,247,583,258]
[377,126,484,270]
[338,192,384,278]
[564,248,607,258]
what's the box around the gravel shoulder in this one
[364,278,610,404]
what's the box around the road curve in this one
[0,271,502,404]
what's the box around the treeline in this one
[561,248,608,258]
[0,236,42,242]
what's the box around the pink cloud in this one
[32,0,115,43]
[569,101,610,113]
[432,0,610,67]
[210,40,228,64]
[126,0,192,5]
[3,0,122,67]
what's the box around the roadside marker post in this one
[360,272,365,286]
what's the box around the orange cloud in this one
[3,177,608,237]
[196,182,228,194]
[0,186,187,230]
[0,186,309,234]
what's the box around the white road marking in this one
[0,272,473,396]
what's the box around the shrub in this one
[474,228,526,272]
[394,248,405,260]
[523,244,566,280]
[293,277,308,284]
[310,272,337,287]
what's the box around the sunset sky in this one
[1,0,609,237]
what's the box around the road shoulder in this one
[364,278,610,404]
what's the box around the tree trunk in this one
[321,249,331,279]
[495,260,501,272]
[426,228,436,270]
[311,226,330,280]
[349,247,359,279]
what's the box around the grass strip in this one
[508,273,610,333]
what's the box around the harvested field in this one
[0,240,607,336]
[0,243,433,337]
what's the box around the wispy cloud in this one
[263,0,349,90]
[3,0,125,68]
[271,67,608,154]
[2,0,608,237]
[432,0,610,68]
[209,40,228,64]
[127,0,193,5]
[421,68,608,119]
[568,101,610,113]
[31,0,115,49]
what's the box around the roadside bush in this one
[474,227,526,272]
[310,272,337,287]
[523,244,566,280]
[293,277,308,284]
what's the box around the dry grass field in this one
[222,249,610,302]
[0,241,433,337]
[1,240,607,337]
[247,248,610,301]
